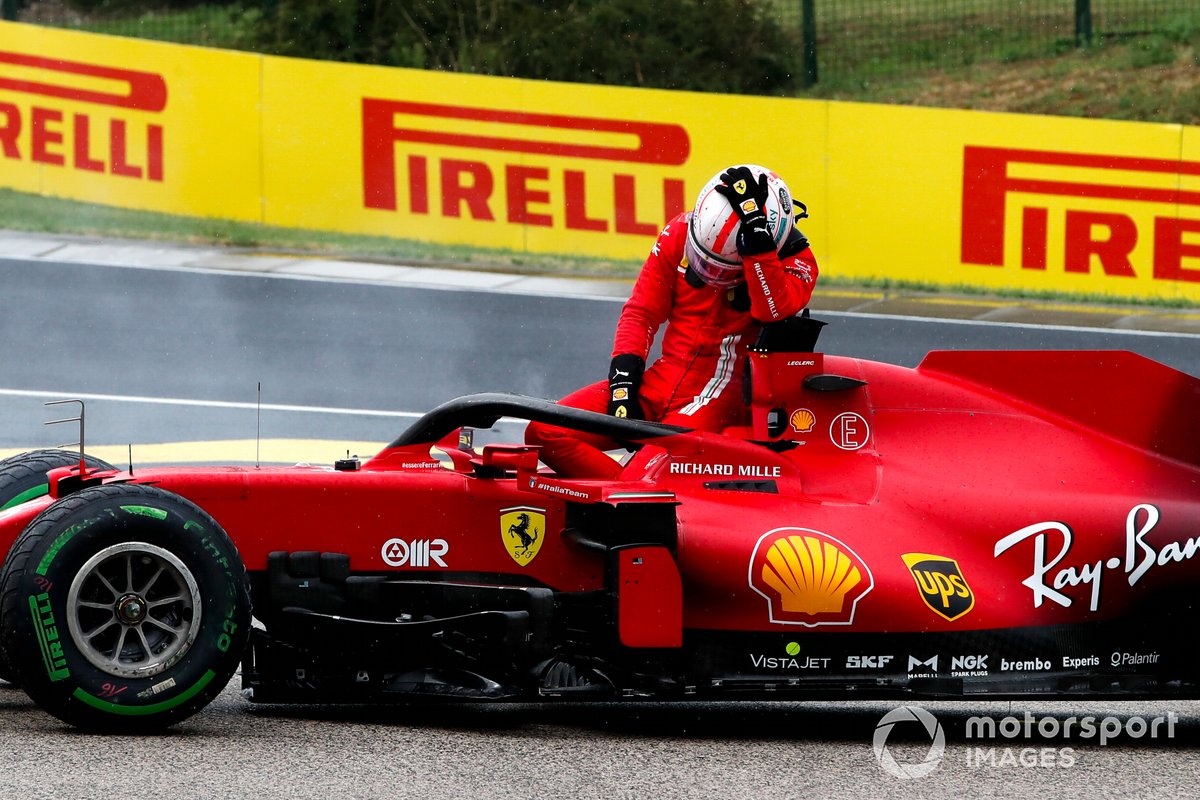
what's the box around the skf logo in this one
[961,146,1200,284]
[748,527,873,627]
[902,552,975,622]
[846,654,894,669]
[501,506,545,566]
[362,100,690,235]
[0,51,166,181]
[381,537,448,568]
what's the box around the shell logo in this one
[748,528,874,627]
[789,408,815,433]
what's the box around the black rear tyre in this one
[0,449,116,513]
[0,483,250,732]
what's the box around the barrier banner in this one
[1,21,1197,302]
[826,103,1197,301]
[258,56,830,260]
[0,23,261,220]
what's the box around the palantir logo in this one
[873,706,946,779]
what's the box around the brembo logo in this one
[362,99,690,234]
[0,51,166,181]
[961,146,1200,283]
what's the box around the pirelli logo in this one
[962,146,1200,283]
[0,51,167,181]
[362,99,691,234]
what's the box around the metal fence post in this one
[1075,0,1093,45]
[802,0,818,86]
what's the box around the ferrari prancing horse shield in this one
[501,506,545,565]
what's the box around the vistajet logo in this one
[362,99,690,234]
[961,146,1200,283]
[0,51,166,181]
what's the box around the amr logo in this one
[500,506,545,566]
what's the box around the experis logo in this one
[0,50,167,181]
[961,146,1200,284]
[361,99,691,235]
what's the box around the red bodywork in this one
[3,349,1199,697]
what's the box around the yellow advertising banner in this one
[260,55,827,260]
[2,21,1197,303]
[827,103,1196,302]
[0,22,261,220]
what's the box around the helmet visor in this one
[684,226,743,289]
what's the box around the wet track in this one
[2,256,1198,453]
[1,253,1199,799]
[1,681,1198,799]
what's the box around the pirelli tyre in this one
[0,449,117,686]
[0,483,250,732]
[0,449,116,513]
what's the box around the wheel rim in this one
[65,542,203,679]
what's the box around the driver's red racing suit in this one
[525,211,819,478]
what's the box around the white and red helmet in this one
[684,164,796,288]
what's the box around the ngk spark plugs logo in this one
[961,146,1200,285]
[748,527,873,627]
[361,99,690,235]
[0,51,166,181]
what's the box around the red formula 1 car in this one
[1,317,1199,731]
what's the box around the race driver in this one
[525,164,819,478]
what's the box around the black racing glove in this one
[607,354,645,420]
[713,165,775,256]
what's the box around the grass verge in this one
[0,189,641,277]
[5,189,1198,311]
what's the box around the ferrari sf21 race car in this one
[1,318,1199,732]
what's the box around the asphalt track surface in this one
[1,250,1199,799]
[3,255,1199,456]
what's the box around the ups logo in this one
[901,553,975,622]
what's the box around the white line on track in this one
[0,387,422,418]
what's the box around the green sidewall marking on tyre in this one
[28,592,70,682]
[120,505,168,521]
[0,484,48,511]
[35,520,92,576]
[72,669,216,716]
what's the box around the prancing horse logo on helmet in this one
[501,506,545,565]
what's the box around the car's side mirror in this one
[481,445,541,473]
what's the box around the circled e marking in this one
[830,412,870,451]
